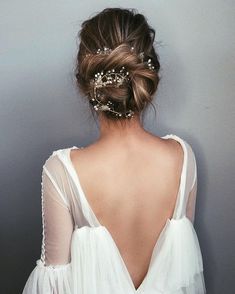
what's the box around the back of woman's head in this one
[75,8,161,124]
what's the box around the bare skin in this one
[70,113,184,290]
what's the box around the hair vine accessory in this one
[93,66,130,88]
[87,46,155,118]
[85,46,155,70]
[96,47,112,55]
[90,66,134,118]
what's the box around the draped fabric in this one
[22,134,206,294]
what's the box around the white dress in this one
[22,134,206,294]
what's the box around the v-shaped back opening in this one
[65,133,187,227]
[58,133,188,292]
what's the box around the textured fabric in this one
[22,134,206,294]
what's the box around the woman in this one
[22,7,206,293]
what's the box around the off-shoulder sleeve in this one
[186,147,198,224]
[22,152,74,294]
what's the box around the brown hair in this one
[75,8,161,124]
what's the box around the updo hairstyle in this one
[75,8,161,123]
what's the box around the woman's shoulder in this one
[169,133,196,155]
[163,133,197,172]
[42,146,73,171]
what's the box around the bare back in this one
[70,134,184,289]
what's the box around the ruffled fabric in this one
[143,216,206,293]
[166,272,206,294]
[70,218,206,294]
[71,226,133,294]
[22,259,72,294]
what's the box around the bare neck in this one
[96,113,149,146]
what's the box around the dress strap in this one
[164,134,188,219]
[168,135,197,219]
[55,147,98,227]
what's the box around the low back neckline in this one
[64,133,188,292]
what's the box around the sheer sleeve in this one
[186,176,198,224]
[186,148,198,225]
[22,152,73,294]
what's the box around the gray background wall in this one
[0,0,234,293]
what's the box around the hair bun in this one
[75,8,161,121]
